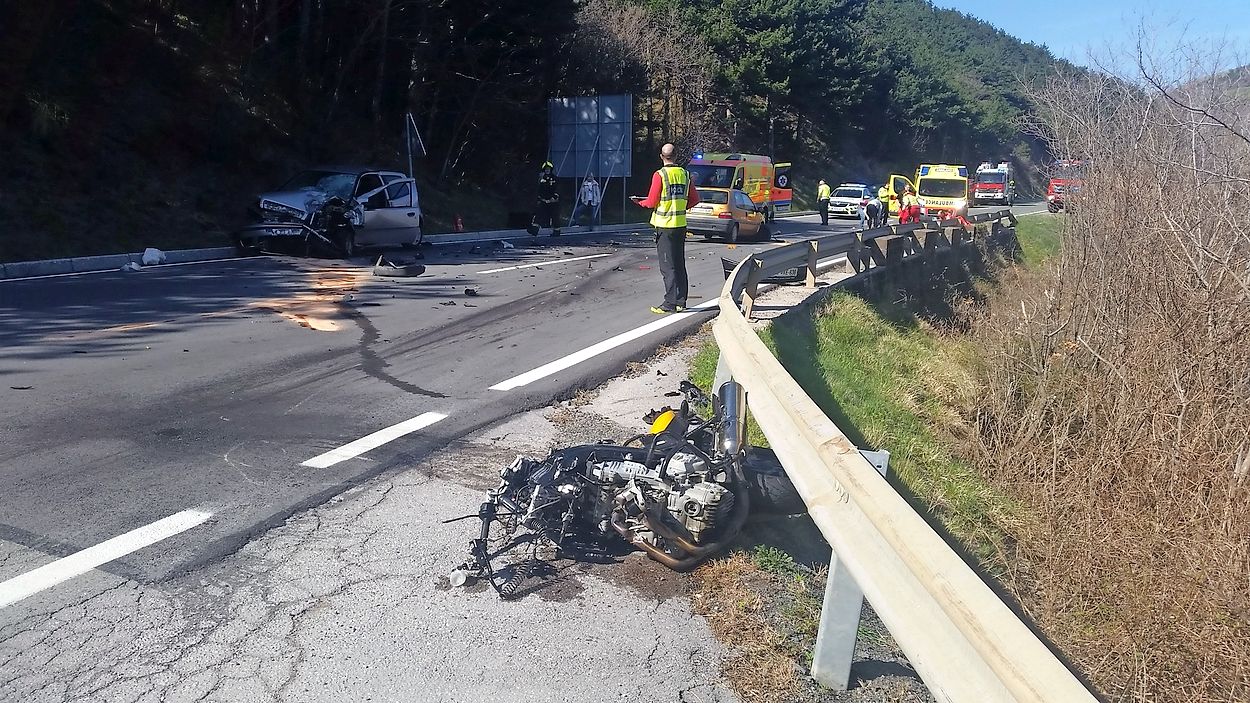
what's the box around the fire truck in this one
[1047,159,1086,212]
[973,161,1014,206]
[687,153,792,221]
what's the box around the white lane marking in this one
[477,253,611,275]
[0,257,271,284]
[0,509,213,608]
[301,412,448,468]
[489,299,719,391]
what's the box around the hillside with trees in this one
[0,0,1074,262]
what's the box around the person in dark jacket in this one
[532,161,561,236]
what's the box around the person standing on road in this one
[572,174,602,230]
[632,143,701,315]
[816,179,831,226]
[533,161,561,236]
[877,183,891,224]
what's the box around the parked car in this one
[236,167,422,257]
[686,188,770,243]
[827,183,872,219]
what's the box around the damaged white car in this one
[235,167,422,257]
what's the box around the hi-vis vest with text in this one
[651,165,689,228]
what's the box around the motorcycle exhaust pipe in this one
[717,380,744,458]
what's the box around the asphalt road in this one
[0,205,1044,592]
[0,215,855,586]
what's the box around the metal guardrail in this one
[713,210,1095,701]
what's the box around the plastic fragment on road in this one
[501,240,515,249]
[121,262,142,272]
[142,248,167,265]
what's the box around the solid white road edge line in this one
[0,509,214,608]
[489,299,719,391]
[477,253,611,275]
[301,411,449,468]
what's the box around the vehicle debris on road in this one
[446,381,798,599]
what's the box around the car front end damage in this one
[236,189,363,255]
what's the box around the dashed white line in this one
[489,299,719,391]
[477,253,611,275]
[301,411,449,468]
[0,509,214,608]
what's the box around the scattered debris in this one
[464,288,478,297]
[439,301,457,306]
[563,251,575,255]
[446,381,782,600]
[120,262,142,272]
[501,240,515,249]
[141,248,167,266]
[372,254,426,278]
[639,265,651,270]
[608,240,622,246]
[611,266,624,272]
[10,386,33,391]
[464,303,478,307]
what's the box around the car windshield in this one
[977,173,1006,184]
[833,188,863,198]
[688,165,736,189]
[697,189,729,204]
[918,178,966,198]
[281,170,357,199]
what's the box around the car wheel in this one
[1047,203,1059,213]
[727,222,739,244]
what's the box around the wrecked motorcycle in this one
[447,380,798,599]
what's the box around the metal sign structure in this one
[547,95,632,179]
[548,95,633,225]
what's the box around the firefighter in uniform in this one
[816,179,831,226]
[533,161,561,236]
[633,143,701,314]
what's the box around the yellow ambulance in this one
[882,164,970,218]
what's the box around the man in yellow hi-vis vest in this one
[632,143,701,314]
[877,184,891,224]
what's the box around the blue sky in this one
[931,0,1250,71]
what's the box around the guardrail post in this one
[811,549,862,690]
[805,240,819,288]
[742,261,763,322]
[811,451,889,691]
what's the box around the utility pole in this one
[769,115,776,162]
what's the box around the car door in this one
[376,178,421,245]
[354,172,389,245]
[888,174,914,214]
[735,190,762,236]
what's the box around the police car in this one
[827,183,871,218]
